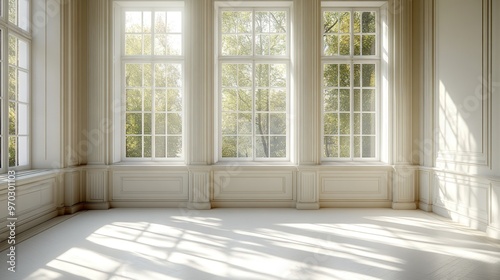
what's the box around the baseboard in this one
[188,202,211,210]
[65,203,85,214]
[211,201,295,208]
[418,202,433,212]
[392,202,417,210]
[85,202,110,210]
[296,202,320,210]
[110,201,188,208]
[321,201,392,208]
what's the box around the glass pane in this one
[339,113,350,135]
[339,136,350,158]
[144,136,152,157]
[238,12,252,33]
[18,103,28,135]
[8,67,17,100]
[339,89,350,111]
[238,64,252,87]
[167,113,182,134]
[362,64,376,87]
[339,64,350,87]
[362,89,376,111]
[155,136,166,157]
[354,12,361,33]
[222,64,238,87]
[270,113,286,134]
[255,35,269,55]
[167,11,182,33]
[339,35,350,56]
[255,12,270,33]
[126,113,142,134]
[222,136,237,157]
[354,64,361,87]
[270,11,286,32]
[270,34,286,55]
[167,89,182,111]
[324,136,338,158]
[144,113,153,134]
[155,89,166,111]
[339,12,350,33]
[166,34,182,55]
[255,136,269,158]
[154,34,167,55]
[270,64,286,87]
[166,64,182,87]
[17,136,28,165]
[126,136,142,157]
[362,35,376,55]
[354,136,361,158]
[125,34,143,55]
[362,12,376,33]
[222,89,237,111]
[18,71,29,102]
[324,64,338,87]
[167,136,182,157]
[155,113,166,134]
[256,89,269,111]
[221,11,238,33]
[324,35,338,56]
[256,64,270,87]
[362,113,375,134]
[9,102,16,135]
[354,35,361,55]
[324,113,338,135]
[8,136,16,167]
[126,64,143,87]
[238,89,252,111]
[238,113,252,134]
[354,113,361,134]
[255,113,269,135]
[270,136,286,157]
[324,89,338,112]
[222,113,237,134]
[222,35,237,55]
[323,11,340,33]
[154,12,167,33]
[144,89,152,111]
[8,35,17,66]
[270,90,286,111]
[354,89,361,112]
[18,39,28,69]
[126,12,142,33]
[362,136,376,157]
[238,136,252,157]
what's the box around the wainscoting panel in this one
[433,172,489,227]
[319,171,390,201]
[112,171,189,200]
[213,171,293,200]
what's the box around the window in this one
[116,2,184,160]
[1,0,30,171]
[321,6,380,160]
[216,3,291,161]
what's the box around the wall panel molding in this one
[320,171,389,201]
[112,171,188,201]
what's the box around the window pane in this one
[324,136,338,158]
[222,136,237,157]
[167,136,182,157]
[155,136,166,157]
[126,136,142,157]
[362,136,376,157]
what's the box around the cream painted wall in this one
[417,0,500,239]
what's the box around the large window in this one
[216,3,291,161]
[1,0,30,171]
[322,7,380,160]
[117,3,184,160]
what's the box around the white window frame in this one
[0,0,31,172]
[113,1,186,163]
[215,1,293,163]
[321,1,388,162]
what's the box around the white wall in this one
[418,0,500,239]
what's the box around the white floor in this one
[1,208,500,280]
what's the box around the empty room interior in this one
[1,0,500,279]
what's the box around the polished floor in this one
[1,208,500,280]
